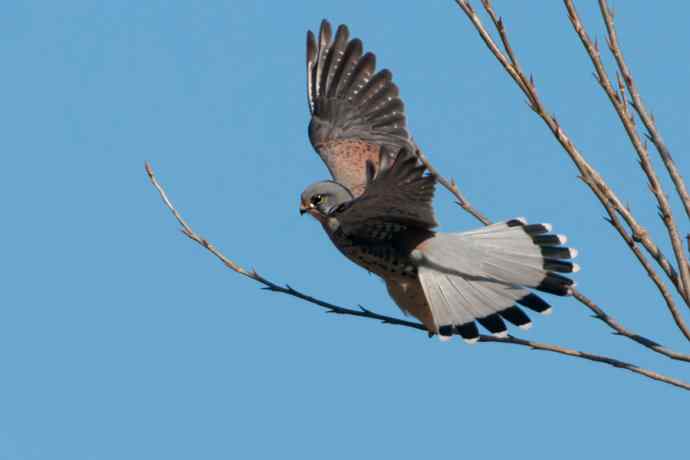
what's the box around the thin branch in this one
[454,0,686,303]
[563,0,690,306]
[146,162,690,391]
[416,148,491,225]
[453,1,530,102]
[578,174,690,345]
[572,288,690,362]
[452,0,690,353]
[479,0,535,108]
[480,335,690,391]
[598,0,690,221]
[453,0,690,346]
[145,161,426,329]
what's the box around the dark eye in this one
[311,194,325,205]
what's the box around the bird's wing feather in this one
[307,20,414,196]
[333,147,437,241]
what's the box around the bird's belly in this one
[385,277,436,332]
[326,231,435,332]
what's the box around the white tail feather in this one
[416,220,575,333]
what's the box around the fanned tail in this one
[415,219,578,343]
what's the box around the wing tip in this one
[319,19,332,43]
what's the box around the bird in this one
[299,20,579,342]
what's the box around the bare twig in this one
[572,288,690,362]
[146,162,690,391]
[598,0,690,221]
[451,0,690,357]
[145,162,426,329]
[479,0,535,107]
[453,1,530,104]
[416,148,491,225]
[563,0,690,306]
[578,174,690,344]
[453,0,690,350]
[456,0,686,302]
[480,335,690,391]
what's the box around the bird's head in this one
[299,181,353,221]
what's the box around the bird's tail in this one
[414,218,578,343]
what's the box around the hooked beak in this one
[299,202,310,216]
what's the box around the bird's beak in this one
[299,203,308,216]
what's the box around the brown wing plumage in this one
[334,148,438,241]
[306,20,414,197]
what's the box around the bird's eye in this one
[311,194,325,205]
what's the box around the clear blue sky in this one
[2,1,689,458]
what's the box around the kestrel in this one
[299,21,578,342]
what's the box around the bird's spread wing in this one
[333,148,438,241]
[307,20,414,197]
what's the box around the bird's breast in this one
[326,229,419,280]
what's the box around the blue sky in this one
[2,1,689,458]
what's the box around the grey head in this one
[299,180,353,219]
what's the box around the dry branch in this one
[579,173,690,343]
[453,0,690,348]
[456,0,686,303]
[146,162,690,391]
[563,0,690,307]
[416,148,491,226]
[597,0,690,221]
